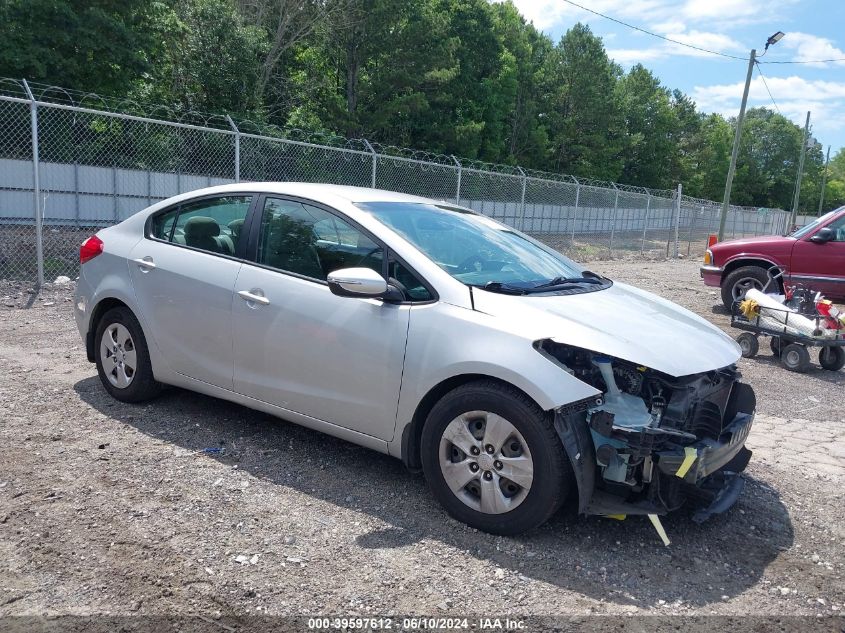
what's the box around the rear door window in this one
[151,195,252,256]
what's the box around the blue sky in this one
[499,0,845,156]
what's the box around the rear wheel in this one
[420,381,570,535]
[736,332,759,358]
[819,346,845,371]
[781,343,811,373]
[721,266,769,310]
[94,307,161,402]
[769,336,782,357]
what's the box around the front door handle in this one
[237,289,270,305]
[131,257,156,271]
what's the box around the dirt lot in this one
[1,259,844,629]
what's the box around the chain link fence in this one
[0,78,791,284]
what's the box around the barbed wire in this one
[0,76,778,213]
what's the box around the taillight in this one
[80,235,104,264]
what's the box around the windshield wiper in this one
[530,274,604,291]
[469,281,529,295]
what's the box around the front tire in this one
[781,343,811,373]
[420,380,571,535]
[721,266,769,310]
[94,307,161,402]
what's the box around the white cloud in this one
[774,32,845,67]
[607,28,743,65]
[681,0,771,21]
[691,76,845,137]
[606,47,668,64]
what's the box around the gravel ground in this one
[1,260,844,629]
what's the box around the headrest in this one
[184,216,220,239]
[228,218,245,236]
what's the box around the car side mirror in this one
[327,267,391,299]
[810,227,834,243]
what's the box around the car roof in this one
[184,182,444,207]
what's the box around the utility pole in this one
[790,111,811,229]
[718,49,756,241]
[818,144,831,215]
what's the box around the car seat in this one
[183,216,235,255]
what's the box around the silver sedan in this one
[74,183,755,535]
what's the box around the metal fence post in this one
[609,184,619,256]
[451,155,462,204]
[226,115,240,182]
[363,139,377,188]
[673,183,682,258]
[571,180,580,244]
[686,203,698,256]
[22,80,44,287]
[640,193,651,253]
[517,167,527,231]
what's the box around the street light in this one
[765,31,785,50]
[718,31,786,240]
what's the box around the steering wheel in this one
[457,254,488,274]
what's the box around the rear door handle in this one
[237,289,270,305]
[131,257,156,271]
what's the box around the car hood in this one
[711,234,796,256]
[471,282,741,377]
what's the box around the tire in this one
[736,332,759,358]
[770,336,782,357]
[420,380,571,536]
[819,346,845,371]
[780,343,811,373]
[721,266,769,310]
[94,306,162,402]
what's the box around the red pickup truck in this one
[701,206,845,309]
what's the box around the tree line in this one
[1,0,842,214]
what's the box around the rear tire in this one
[721,266,768,310]
[769,336,782,357]
[819,346,845,371]
[780,343,811,373]
[94,307,161,402]
[420,380,570,536]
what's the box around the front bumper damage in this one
[554,381,756,525]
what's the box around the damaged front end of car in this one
[536,339,755,523]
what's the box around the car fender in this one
[389,301,601,455]
[722,252,784,273]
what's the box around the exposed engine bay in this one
[536,339,756,525]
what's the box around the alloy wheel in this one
[100,323,137,388]
[439,411,533,514]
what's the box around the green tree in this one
[618,64,678,189]
[489,0,552,167]
[0,0,154,95]
[542,24,624,181]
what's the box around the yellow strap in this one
[605,514,626,521]
[648,514,671,547]
[675,446,697,479]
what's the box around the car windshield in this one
[357,201,604,293]
[790,207,843,238]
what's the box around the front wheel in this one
[420,380,571,535]
[721,266,769,310]
[736,332,759,358]
[781,343,811,373]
